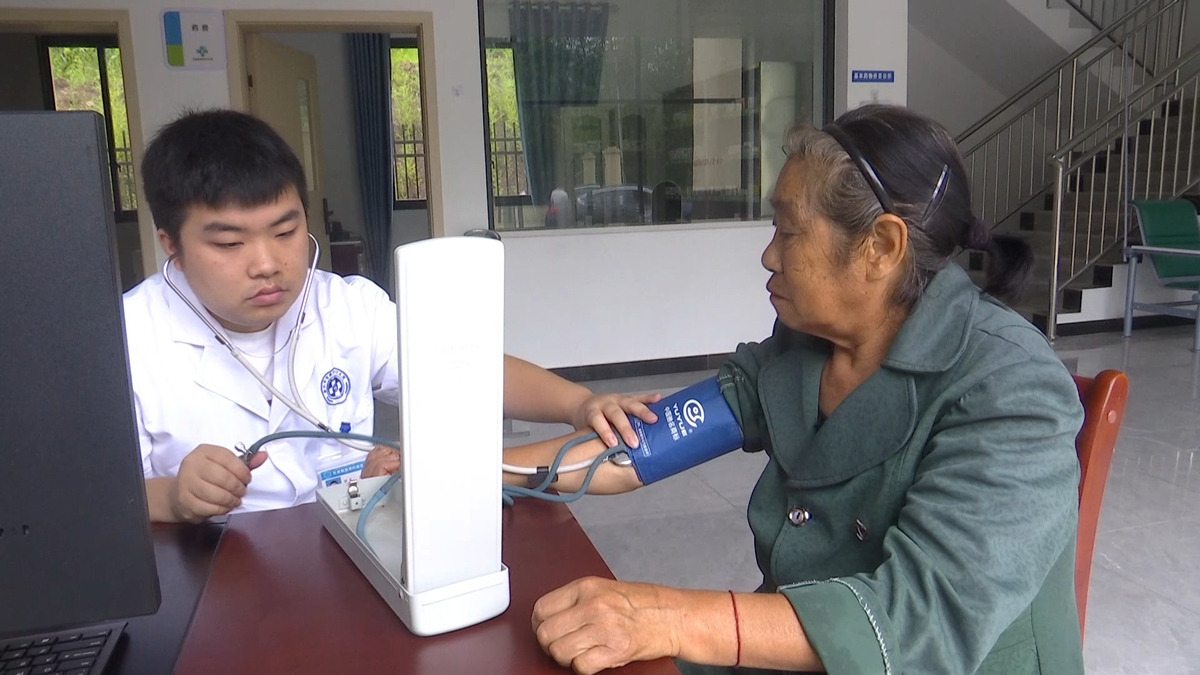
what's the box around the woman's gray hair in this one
[779,105,1031,306]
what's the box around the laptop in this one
[0,111,161,674]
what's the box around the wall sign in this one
[851,70,895,83]
[162,10,226,70]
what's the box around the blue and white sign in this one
[852,70,895,83]
[162,9,226,70]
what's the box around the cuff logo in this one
[683,399,705,428]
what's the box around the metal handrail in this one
[957,0,1181,144]
[1055,42,1200,160]
[1064,0,1163,76]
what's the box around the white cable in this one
[502,459,598,475]
[283,250,374,453]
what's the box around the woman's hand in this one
[572,393,662,448]
[361,444,401,478]
[532,577,679,674]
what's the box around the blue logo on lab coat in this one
[321,368,351,405]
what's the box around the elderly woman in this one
[504,104,1084,674]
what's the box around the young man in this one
[127,109,657,523]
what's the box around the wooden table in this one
[172,501,679,674]
[108,520,225,675]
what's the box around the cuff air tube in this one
[626,377,744,485]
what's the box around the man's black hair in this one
[141,109,308,245]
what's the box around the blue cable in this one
[356,471,402,554]
[246,430,405,554]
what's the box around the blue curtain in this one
[510,2,610,206]
[347,33,394,292]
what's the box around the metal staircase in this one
[953,0,1192,333]
[1047,42,1200,334]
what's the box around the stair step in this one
[1061,170,1195,193]
[1137,117,1200,137]
[1021,209,1125,231]
[1088,153,1199,172]
[966,248,1122,280]
[1042,190,1195,209]
[1118,132,1200,150]
[956,262,1085,316]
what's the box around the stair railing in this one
[1066,0,1151,31]
[956,0,1185,233]
[1047,42,1200,338]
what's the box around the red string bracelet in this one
[729,590,742,667]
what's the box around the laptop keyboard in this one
[0,621,124,675]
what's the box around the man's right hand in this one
[166,444,268,523]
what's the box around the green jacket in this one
[683,265,1084,675]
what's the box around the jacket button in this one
[787,506,811,527]
[854,518,869,541]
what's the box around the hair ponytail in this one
[964,217,1033,301]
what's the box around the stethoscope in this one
[161,232,374,456]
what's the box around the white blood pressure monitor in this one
[316,236,509,636]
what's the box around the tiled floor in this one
[508,326,1200,674]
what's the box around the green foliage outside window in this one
[47,45,136,214]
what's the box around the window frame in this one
[389,35,428,211]
[37,34,137,223]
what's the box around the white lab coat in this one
[124,270,398,512]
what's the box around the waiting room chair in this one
[1071,369,1129,640]
[1124,199,1200,350]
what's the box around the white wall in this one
[907,26,1006,137]
[836,0,907,114]
[503,223,776,367]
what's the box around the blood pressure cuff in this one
[625,376,745,485]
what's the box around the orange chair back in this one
[1071,369,1129,639]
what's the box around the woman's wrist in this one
[659,587,741,666]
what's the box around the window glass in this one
[480,0,827,230]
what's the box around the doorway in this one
[225,11,442,285]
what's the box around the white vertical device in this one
[317,236,509,636]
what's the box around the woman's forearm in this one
[502,354,591,425]
[502,431,642,495]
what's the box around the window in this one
[40,36,136,222]
[485,44,531,208]
[480,0,830,231]
[390,37,426,209]
[388,38,530,215]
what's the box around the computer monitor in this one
[0,111,160,635]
